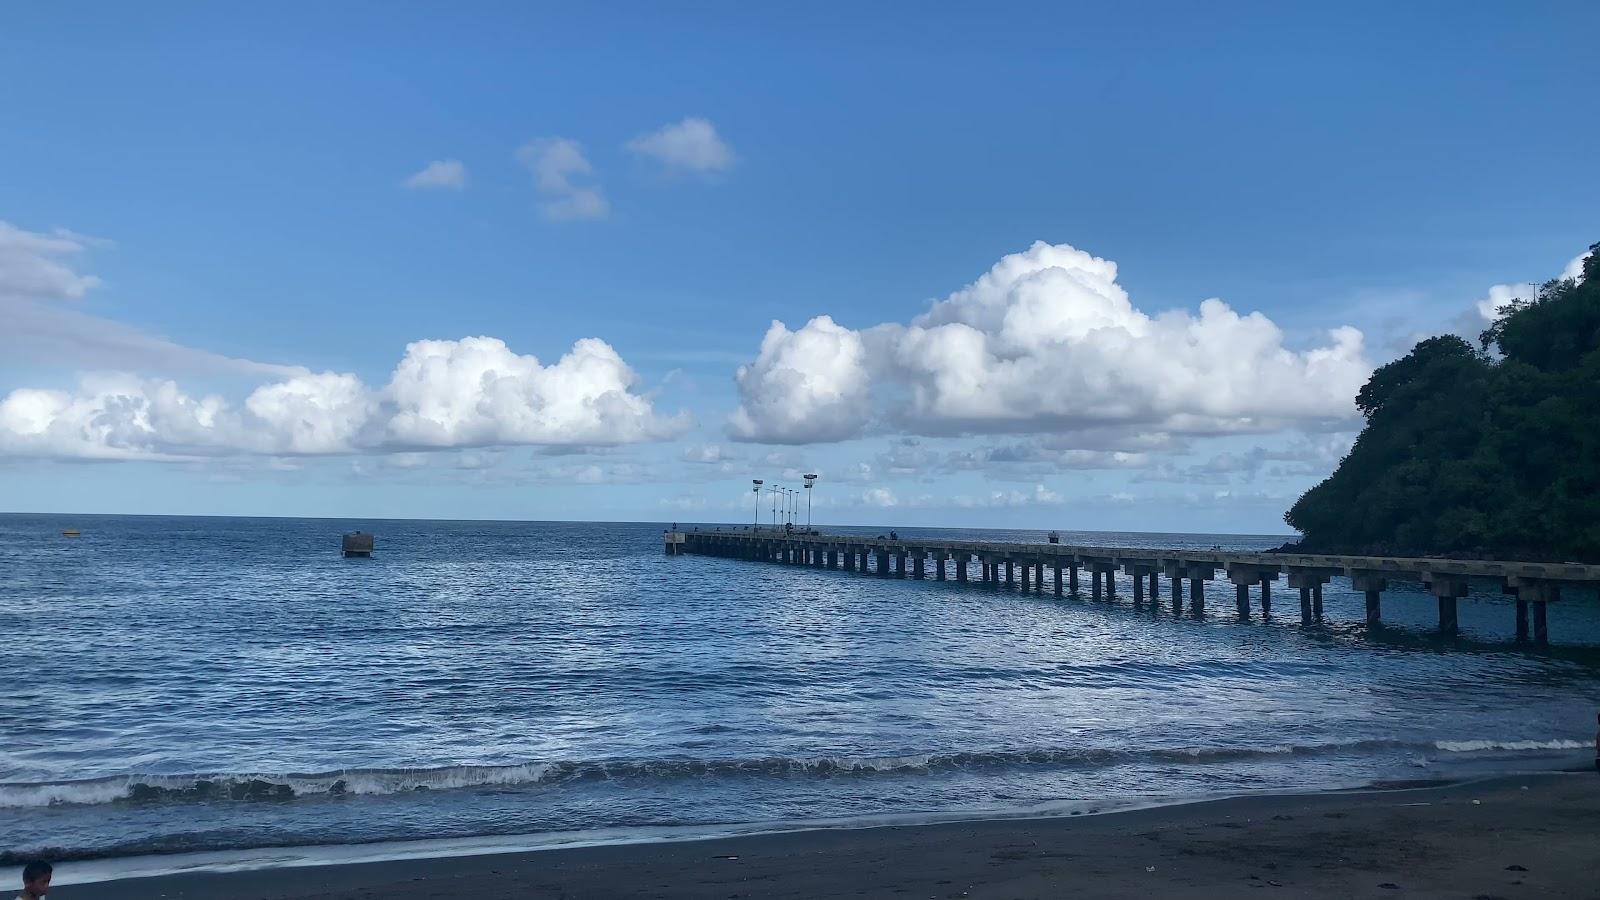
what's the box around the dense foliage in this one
[1285,244,1600,561]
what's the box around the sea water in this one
[2,515,1596,875]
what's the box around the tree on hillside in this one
[1284,243,1600,561]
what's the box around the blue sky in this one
[1,1,1595,532]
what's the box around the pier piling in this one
[1350,571,1387,627]
[1425,575,1469,634]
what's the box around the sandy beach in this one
[61,772,1599,899]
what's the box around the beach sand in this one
[65,772,1600,899]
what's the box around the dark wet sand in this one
[68,773,1600,899]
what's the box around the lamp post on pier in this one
[751,479,763,529]
[804,473,817,531]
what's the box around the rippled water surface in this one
[3,514,1598,864]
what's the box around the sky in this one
[1,1,1596,533]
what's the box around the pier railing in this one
[673,530,1600,646]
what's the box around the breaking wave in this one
[7,736,1580,810]
[1432,739,1588,753]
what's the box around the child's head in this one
[21,860,51,896]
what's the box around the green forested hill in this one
[1285,244,1600,562]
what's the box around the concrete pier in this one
[677,531,1600,646]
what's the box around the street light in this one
[804,473,818,531]
[751,479,763,529]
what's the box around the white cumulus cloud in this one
[729,315,873,443]
[516,138,608,221]
[0,336,684,461]
[1562,248,1591,283]
[383,336,668,447]
[729,241,1372,444]
[626,117,734,174]
[860,487,898,508]
[403,159,468,190]
[1475,247,1593,323]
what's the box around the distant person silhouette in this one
[16,861,50,899]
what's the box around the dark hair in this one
[22,860,51,883]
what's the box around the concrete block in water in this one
[341,531,375,558]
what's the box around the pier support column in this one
[1132,571,1145,605]
[1068,564,1079,597]
[878,551,890,577]
[1512,580,1558,646]
[1425,575,1469,635]
[1227,565,1277,620]
[1090,568,1102,601]
[1515,591,1529,642]
[1185,566,1214,618]
[1005,560,1015,588]
[1149,572,1159,605]
[1033,562,1044,593]
[936,556,946,581]
[1054,564,1063,597]
[1104,567,1116,600]
[1020,562,1030,591]
[913,554,926,580]
[1287,569,1335,625]
[956,558,968,582]
[1348,572,1386,627]
[1439,595,1459,634]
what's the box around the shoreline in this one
[61,771,1600,899]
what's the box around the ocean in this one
[3,514,1597,880]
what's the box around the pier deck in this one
[677,530,1600,645]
